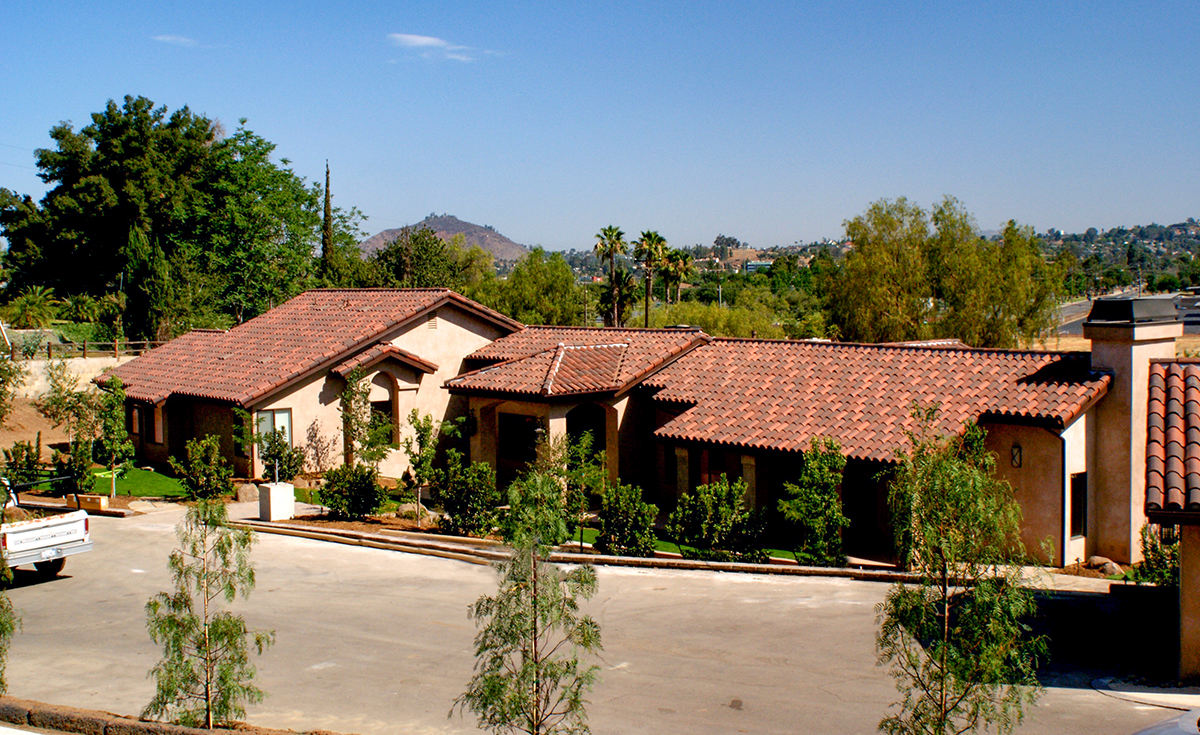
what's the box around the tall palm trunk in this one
[644,267,652,328]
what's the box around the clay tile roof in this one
[643,339,1110,462]
[450,327,710,397]
[1146,360,1200,514]
[331,343,438,377]
[107,289,519,406]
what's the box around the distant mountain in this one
[359,214,529,262]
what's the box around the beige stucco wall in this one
[983,422,1065,565]
[1180,525,1200,679]
[247,303,508,480]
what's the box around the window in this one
[152,405,164,444]
[1070,472,1087,538]
[256,409,293,446]
[128,406,140,435]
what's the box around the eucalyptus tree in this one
[633,230,667,328]
[593,225,627,326]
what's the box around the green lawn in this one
[88,467,186,497]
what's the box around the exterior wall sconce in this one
[1011,442,1022,468]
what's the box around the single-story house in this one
[451,298,1183,567]
[107,288,521,479]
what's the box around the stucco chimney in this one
[1084,297,1183,563]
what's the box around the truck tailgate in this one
[3,510,92,567]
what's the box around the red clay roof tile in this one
[644,338,1110,462]
[107,289,518,406]
[1146,360,1200,513]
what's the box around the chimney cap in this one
[1085,297,1179,325]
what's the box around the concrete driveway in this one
[4,504,1182,734]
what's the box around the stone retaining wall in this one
[14,356,136,398]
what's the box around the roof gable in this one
[449,327,709,397]
[108,289,520,406]
[646,339,1110,462]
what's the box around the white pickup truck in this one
[2,477,93,577]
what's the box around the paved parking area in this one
[4,505,1185,734]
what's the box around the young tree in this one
[877,406,1043,735]
[454,472,602,735]
[778,437,849,566]
[339,367,394,469]
[95,376,135,498]
[400,409,461,528]
[169,436,233,500]
[0,357,27,428]
[36,360,99,494]
[143,500,274,728]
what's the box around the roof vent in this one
[1085,297,1179,325]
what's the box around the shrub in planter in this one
[321,464,385,520]
[595,481,658,558]
[259,428,305,483]
[434,449,500,538]
[666,474,766,563]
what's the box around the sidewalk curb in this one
[0,695,343,735]
[236,519,921,583]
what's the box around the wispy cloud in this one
[152,35,199,47]
[387,33,479,62]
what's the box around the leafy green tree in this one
[593,225,627,325]
[455,472,602,735]
[143,500,274,728]
[339,367,394,468]
[94,377,135,499]
[36,360,99,494]
[1131,524,1178,586]
[877,407,1042,735]
[633,231,668,328]
[666,475,766,563]
[595,481,658,558]
[474,248,582,325]
[3,436,42,485]
[201,122,321,324]
[831,197,931,343]
[778,437,849,566]
[372,227,492,291]
[169,435,233,500]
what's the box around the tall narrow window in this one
[152,406,164,444]
[1070,472,1087,538]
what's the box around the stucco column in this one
[1086,319,1181,563]
[1181,526,1200,679]
[547,406,569,446]
[675,446,689,501]
[741,455,757,510]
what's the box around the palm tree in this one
[598,267,638,327]
[594,225,627,326]
[633,231,667,328]
[6,286,58,329]
[664,250,694,304]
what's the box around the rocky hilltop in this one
[359,214,528,262]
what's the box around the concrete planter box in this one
[65,494,108,512]
[258,483,294,521]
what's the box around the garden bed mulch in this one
[1052,561,1128,580]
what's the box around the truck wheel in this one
[34,559,65,578]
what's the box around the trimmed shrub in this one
[595,481,658,558]
[259,428,305,483]
[1131,524,1179,586]
[321,463,385,520]
[666,475,766,563]
[434,449,500,538]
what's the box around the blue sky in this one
[2,1,1197,250]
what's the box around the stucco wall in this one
[983,421,1068,565]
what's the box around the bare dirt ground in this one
[0,397,68,452]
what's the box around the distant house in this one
[107,289,521,479]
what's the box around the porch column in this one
[547,406,569,446]
[1181,525,1200,679]
[675,446,689,501]
[741,455,757,511]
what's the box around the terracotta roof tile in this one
[450,327,709,396]
[643,339,1110,462]
[331,343,438,377]
[1146,360,1200,513]
[107,289,518,406]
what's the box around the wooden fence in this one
[10,340,167,361]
